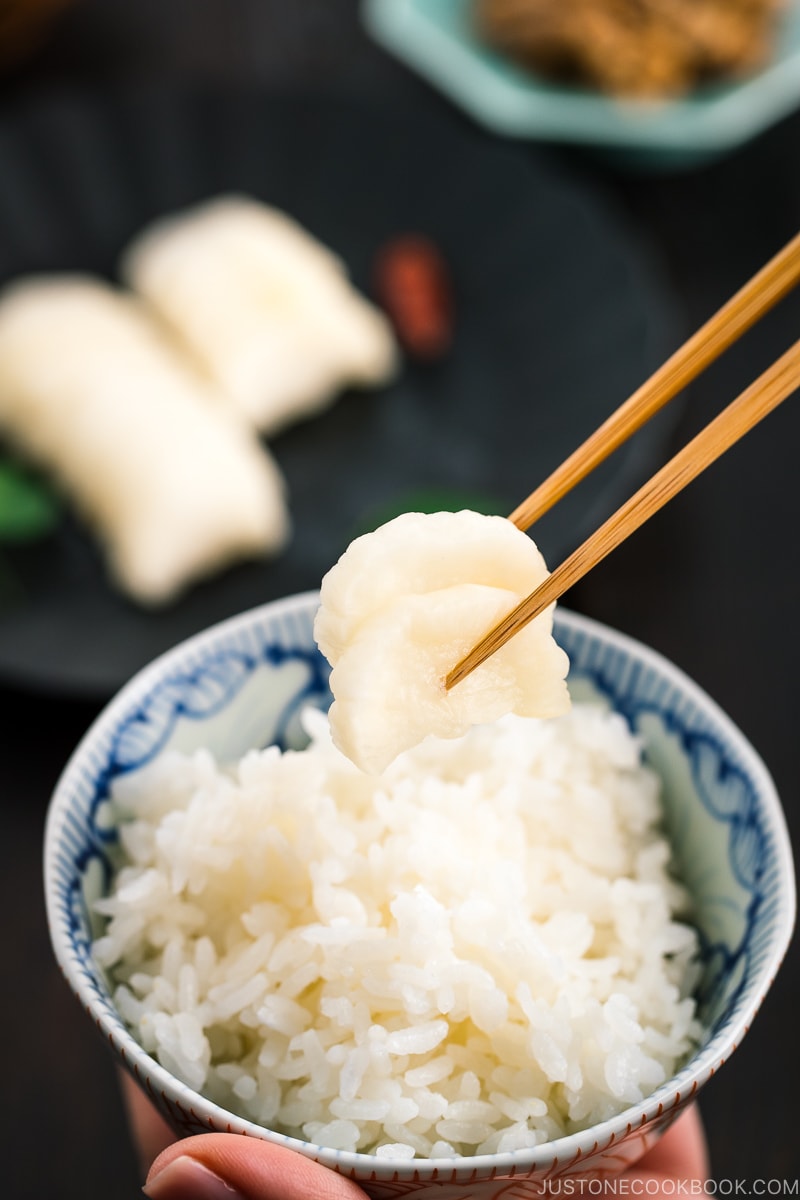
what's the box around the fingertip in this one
[143,1154,240,1199]
[145,1134,369,1200]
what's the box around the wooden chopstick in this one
[445,335,800,691]
[509,230,800,532]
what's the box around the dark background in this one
[1,3,798,1197]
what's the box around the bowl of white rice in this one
[45,591,795,1197]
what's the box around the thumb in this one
[143,1133,370,1200]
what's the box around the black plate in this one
[0,85,680,697]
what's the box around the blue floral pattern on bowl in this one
[44,594,795,1195]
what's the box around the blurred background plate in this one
[0,84,680,697]
[363,0,800,169]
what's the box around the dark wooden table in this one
[1,4,798,1197]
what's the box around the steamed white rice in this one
[94,704,702,1158]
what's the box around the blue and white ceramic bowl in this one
[44,593,795,1198]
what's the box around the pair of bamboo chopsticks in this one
[445,229,800,691]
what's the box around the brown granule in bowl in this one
[476,0,786,98]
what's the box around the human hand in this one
[121,1071,370,1199]
[122,1072,708,1200]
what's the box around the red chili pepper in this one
[373,235,453,362]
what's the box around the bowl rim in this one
[44,595,797,1179]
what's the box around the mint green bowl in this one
[363,0,800,169]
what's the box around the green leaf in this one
[0,460,61,541]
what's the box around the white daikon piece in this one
[0,276,290,604]
[315,511,571,774]
[122,195,398,435]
